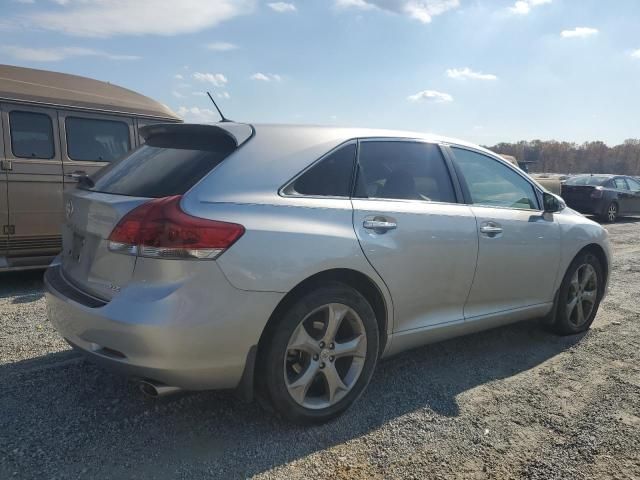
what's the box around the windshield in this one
[565,175,611,186]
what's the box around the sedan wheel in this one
[606,203,617,223]
[260,283,379,424]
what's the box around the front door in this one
[0,118,8,265]
[352,139,478,332]
[0,104,64,260]
[447,146,561,319]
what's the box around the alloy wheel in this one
[607,204,617,222]
[566,263,598,327]
[284,303,367,409]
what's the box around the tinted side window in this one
[289,143,356,197]
[355,141,456,203]
[627,178,640,192]
[66,117,131,162]
[452,148,539,210]
[9,111,55,159]
[614,178,629,190]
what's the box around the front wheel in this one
[552,252,604,335]
[260,284,379,424]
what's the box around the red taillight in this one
[590,187,604,199]
[108,195,244,260]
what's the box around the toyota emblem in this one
[66,199,74,219]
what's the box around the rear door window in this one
[354,141,456,203]
[86,130,237,198]
[286,143,356,197]
[66,117,130,162]
[9,111,55,159]
[614,178,629,190]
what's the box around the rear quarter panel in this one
[179,197,395,337]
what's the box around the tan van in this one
[0,64,181,271]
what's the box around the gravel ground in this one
[1,219,639,480]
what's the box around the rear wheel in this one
[601,202,618,223]
[552,252,603,335]
[260,284,379,424]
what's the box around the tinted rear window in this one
[86,132,236,198]
[565,175,611,186]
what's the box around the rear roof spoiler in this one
[139,123,254,148]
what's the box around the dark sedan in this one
[562,174,640,222]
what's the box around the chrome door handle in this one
[480,224,503,236]
[363,220,397,231]
[65,171,87,179]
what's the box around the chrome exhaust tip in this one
[138,380,182,397]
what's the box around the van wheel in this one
[552,252,603,335]
[260,283,379,424]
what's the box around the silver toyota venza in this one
[45,123,611,423]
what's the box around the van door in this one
[59,111,134,187]
[0,103,64,262]
[0,114,8,265]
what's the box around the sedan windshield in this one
[565,175,611,186]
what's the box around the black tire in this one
[600,202,618,223]
[551,251,604,336]
[259,283,379,424]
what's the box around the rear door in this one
[447,146,561,318]
[59,111,134,189]
[612,177,634,215]
[625,177,640,213]
[352,139,478,331]
[1,103,64,259]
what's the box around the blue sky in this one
[1,0,639,145]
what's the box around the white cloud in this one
[560,27,599,38]
[446,67,497,81]
[172,90,185,98]
[217,91,231,99]
[251,72,282,81]
[192,72,228,87]
[631,49,640,59]
[0,45,139,62]
[24,0,255,38]
[205,41,239,51]
[509,0,551,15]
[335,0,459,24]
[174,74,184,80]
[407,90,453,103]
[177,106,221,123]
[268,2,297,12]
[192,91,207,96]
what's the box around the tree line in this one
[487,139,640,176]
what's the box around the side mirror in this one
[543,192,564,213]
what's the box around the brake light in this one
[590,187,604,199]
[108,195,244,260]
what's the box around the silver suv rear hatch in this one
[59,123,252,301]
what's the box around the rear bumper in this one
[44,258,284,390]
[564,199,606,217]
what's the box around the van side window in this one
[287,143,356,197]
[66,117,131,162]
[9,111,55,159]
